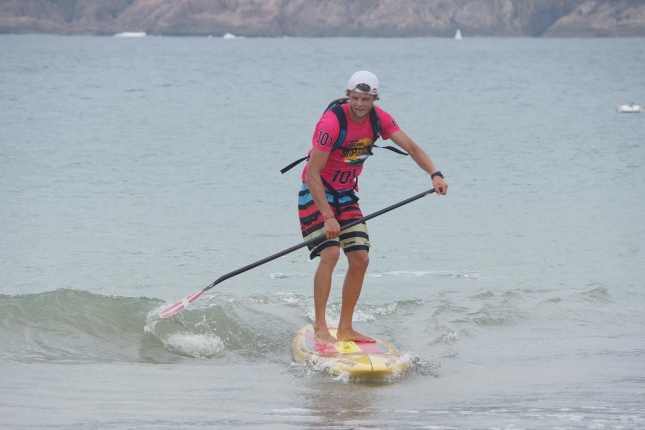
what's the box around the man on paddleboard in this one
[298,71,448,344]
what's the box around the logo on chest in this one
[341,138,373,165]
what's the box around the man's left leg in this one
[336,249,375,342]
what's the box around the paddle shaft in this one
[203,188,435,292]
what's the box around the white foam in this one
[293,357,346,380]
[371,303,398,316]
[383,270,441,277]
[164,333,224,358]
[303,301,397,323]
[274,292,306,305]
[270,272,308,279]
[351,308,376,322]
[367,270,481,279]
[269,408,311,416]
[332,370,351,383]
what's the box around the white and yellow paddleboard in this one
[291,324,407,378]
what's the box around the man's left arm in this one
[389,130,448,195]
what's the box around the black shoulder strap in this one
[330,104,348,151]
[368,106,409,156]
[368,107,381,144]
[326,97,349,110]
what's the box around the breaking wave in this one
[2,283,636,376]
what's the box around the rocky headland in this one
[0,0,643,37]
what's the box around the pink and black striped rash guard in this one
[301,103,401,192]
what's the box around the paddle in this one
[159,188,436,318]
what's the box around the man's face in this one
[348,91,376,121]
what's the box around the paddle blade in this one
[159,289,206,319]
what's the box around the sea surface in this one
[1,34,644,429]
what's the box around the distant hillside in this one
[1,0,644,37]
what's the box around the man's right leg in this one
[313,246,340,345]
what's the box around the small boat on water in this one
[616,103,643,113]
[455,29,462,40]
[223,33,237,39]
[113,32,146,38]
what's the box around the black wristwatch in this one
[431,171,444,179]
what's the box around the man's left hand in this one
[433,176,448,195]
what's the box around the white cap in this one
[346,71,379,96]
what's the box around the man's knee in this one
[347,250,369,271]
[320,246,341,265]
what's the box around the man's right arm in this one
[306,148,340,239]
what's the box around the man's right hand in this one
[324,216,340,239]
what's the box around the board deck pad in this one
[291,324,407,377]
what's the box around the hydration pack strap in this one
[280,156,309,174]
[320,177,359,215]
[372,145,409,156]
[279,144,407,175]
[280,99,406,174]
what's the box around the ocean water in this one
[1,34,644,429]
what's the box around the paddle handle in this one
[204,188,435,292]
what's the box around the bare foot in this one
[336,329,375,343]
[313,326,337,345]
